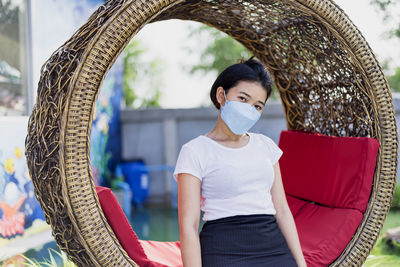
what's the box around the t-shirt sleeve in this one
[265,136,283,165]
[173,144,203,182]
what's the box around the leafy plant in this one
[5,248,77,267]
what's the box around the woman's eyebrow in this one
[239,91,265,106]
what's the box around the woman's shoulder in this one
[251,132,276,145]
[178,135,209,161]
[251,132,269,141]
[181,135,207,149]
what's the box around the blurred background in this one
[0,0,400,265]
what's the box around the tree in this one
[369,0,400,91]
[369,0,400,39]
[123,39,164,108]
[0,0,19,69]
[183,24,252,75]
[182,23,280,101]
[387,67,400,92]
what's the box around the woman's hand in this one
[271,162,307,267]
[177,173,202,267]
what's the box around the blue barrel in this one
[121,159,149,205]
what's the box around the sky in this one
[32,0,400,109]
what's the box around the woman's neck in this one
[206,114,248,142]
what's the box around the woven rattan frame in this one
[25,0,398,266]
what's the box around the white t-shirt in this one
[173,132,283,221]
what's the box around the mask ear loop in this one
[222,89,228,107]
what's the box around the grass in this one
[364,255,400,267]
[364,191,400,267]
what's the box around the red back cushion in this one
[279,130,380,212]
[96,186,153,267]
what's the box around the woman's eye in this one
[239,96,246,101]
[255,105,262,111]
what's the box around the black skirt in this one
[199,214,297,267]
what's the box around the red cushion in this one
[279,130,379,212]
[286,194,308,217]
[140,240,183,267]
[96,186,182,267]
[288,196,363,267]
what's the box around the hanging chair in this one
[25,0,398,266]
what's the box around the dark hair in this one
[210,56,273,109]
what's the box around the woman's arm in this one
[177,173,202,267]
[271,162,307,267]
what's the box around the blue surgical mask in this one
[220,90,261,135]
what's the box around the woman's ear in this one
[216,86,225,107]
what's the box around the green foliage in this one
[364,255,400,267]
[369,0,400,39]
[390,183,400,210]
[183,24,252,75]
[0,0,19,40]
[386,67,400,92]
[364,210,400,266]
[16,249,76,267]
[183,23,279,101]
[123,39,164,109]
[364,1,400,94]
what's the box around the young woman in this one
[173,57,306,267]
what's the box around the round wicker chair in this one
[25,0,398,266]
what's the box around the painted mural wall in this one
[0,117,47,246]
[0,0,122,251]
[31,0,122,186]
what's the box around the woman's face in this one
[217,80,267,113]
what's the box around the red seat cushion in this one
[96,186,182,267]
[288,195,363,267]
[140,240,182,267]
[279,130,379,212]
[286,194,308,217]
